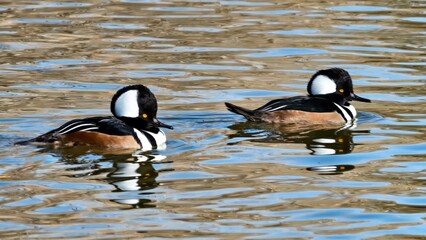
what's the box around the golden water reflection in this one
[0,0,425,238]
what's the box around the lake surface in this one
[0,0,425,239]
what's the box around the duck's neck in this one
[117,116,160,133]
[312,93,346,105]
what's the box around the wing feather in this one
[256,96,339,113]
[21,116,134,144]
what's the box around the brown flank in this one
[263,110,345,125]
[58,131,140,149]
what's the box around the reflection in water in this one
[1,0,425,238]
[227,121,369,156]
[307,164,355,175]
[36,146,172,208]
[107,152,172,207]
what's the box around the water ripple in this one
[0,0,425,239]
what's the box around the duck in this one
[16,84,173,150]
[225,68,371,125]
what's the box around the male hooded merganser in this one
[16,84,173,150]
[225,68,371,125]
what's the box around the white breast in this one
[346,104,357,118]
[133,128,167,151]
[143,129,167,150]
[333,103,357,123]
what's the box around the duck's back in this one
[226,96,350,125]
[17,116,139,148]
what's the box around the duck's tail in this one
[15,139,31,145]
[15,136,44,145]
[15,132,56,145]
[225,102,259,121]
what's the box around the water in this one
[1,0,425,239]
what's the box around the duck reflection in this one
[227,122,368,174]
[227,122,370,155]
[35,146,173,208]
[306,164,355,175]
[107,152,173,207]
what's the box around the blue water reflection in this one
[0,0,425,238]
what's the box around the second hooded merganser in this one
[225,68,371,125]
[16,84,173,150]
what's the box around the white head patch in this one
[310,75,337,95]
[114,89,139,118]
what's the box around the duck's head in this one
[111,84,173,130]
[307,68,371,103]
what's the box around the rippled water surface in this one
[1,0,425,239]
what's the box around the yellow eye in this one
[339,89,344,93]
[142,113,148,118]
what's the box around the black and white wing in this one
[52,117,101,135]
[23,116,133,143]
[256,96,339,113]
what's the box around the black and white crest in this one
[110,85,158,119]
